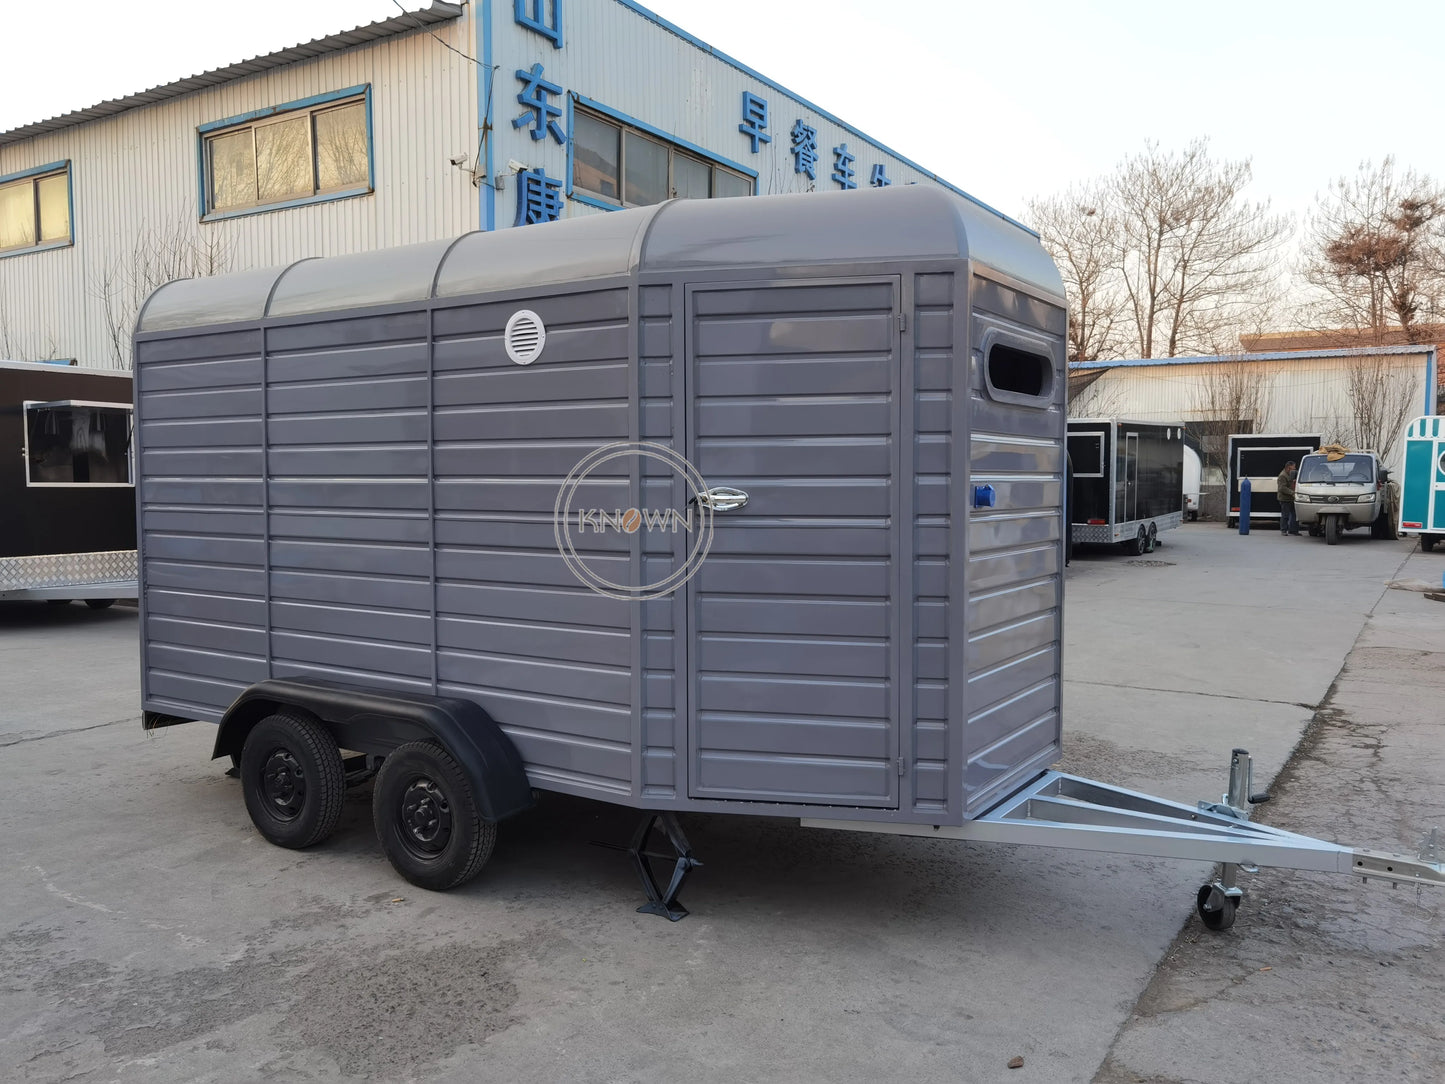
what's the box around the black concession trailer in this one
[0,360,137,605]
[1066,418,1184,554]
[1225,433,1322,529]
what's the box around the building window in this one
[24,402,134,487]
[572,106,752,208]
[200,90,371,217]
[0,163,72,255]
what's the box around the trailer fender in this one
[214,679,534,821]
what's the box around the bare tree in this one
[1027,186,1127,362]
[91,219,231,369]
[1340,354,1419,461]
[1064,368,1130,418]
[1300,157,1445,344]
[1189,356,1274,479]
[1111,139,1291,357]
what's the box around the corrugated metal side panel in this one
[963,279,1066,817]
[264,311,435,695]
[0,15,477,370]
[638,283,679,799]
[911,272,953,816]
[136,330,268,721]
[431,287,635,798]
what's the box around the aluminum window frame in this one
[22,399,136,489]
[1067,431,1107,479]
[197,86,374,222]
[0,161,74,259]
[567,98,755,212]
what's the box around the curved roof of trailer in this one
[137,187,1064,334]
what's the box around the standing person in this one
[1277,460,1300,535]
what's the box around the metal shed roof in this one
[0,3,463,148]
[136,186,1065,334]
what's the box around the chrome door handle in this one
[691,486,749,512]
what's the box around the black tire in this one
[85,599,116,610]
[1325,516,1339,546]
[1423,535,1438,553]
[1188,510,1199,522]
[240,710,345,849]
[1227,517,1236,529]
[1196,884,1237,932]
[1122,527,1148,556]
[373,741,496,892]
[1147,523,1159,551]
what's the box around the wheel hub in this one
[399,778,452,855]
[261,749,306,820]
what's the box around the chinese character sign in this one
[514,0,563,48]
[870,164,891,187]
[790,120,818,180]
[516,169,564,225]
[739,92,771,153]
[514,63,565,144]
[832,144,856,190]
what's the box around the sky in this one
[2,0,1443,232]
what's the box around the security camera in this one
[506,159,528,174]
[449,153,469,167]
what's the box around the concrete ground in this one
[1,523,1440,1083]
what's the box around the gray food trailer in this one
[133,186,1441,928]
[1,360,137,606]
[1225,433,1321,529]
[1065,419,1184,554]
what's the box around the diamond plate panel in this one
[0,550,138,590]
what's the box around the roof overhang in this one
[0,2,463,148]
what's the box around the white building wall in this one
[1,1,1016,371]
[483,0,993,228]
[0,15,478,369]
[1068,351,1434,471]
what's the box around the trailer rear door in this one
[682,279,903,807]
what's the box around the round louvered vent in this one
[505,309,546,365]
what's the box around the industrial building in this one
[1068,345,1438,517]
[0,1,1010,370]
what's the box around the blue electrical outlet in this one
[973,484,996,509]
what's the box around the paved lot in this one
[1,524,1440,1083]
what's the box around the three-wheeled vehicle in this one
[1397,416,1445,552]
[1294,448,1389,546]
[1066,418,1184,554]
[1,360,137,606]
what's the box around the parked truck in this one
[133,187,1441,929]
[1295,447,1391,545]
[1,361,137,607]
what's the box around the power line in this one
[390,0,482,66]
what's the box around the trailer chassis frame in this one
[802,749,1443,929]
